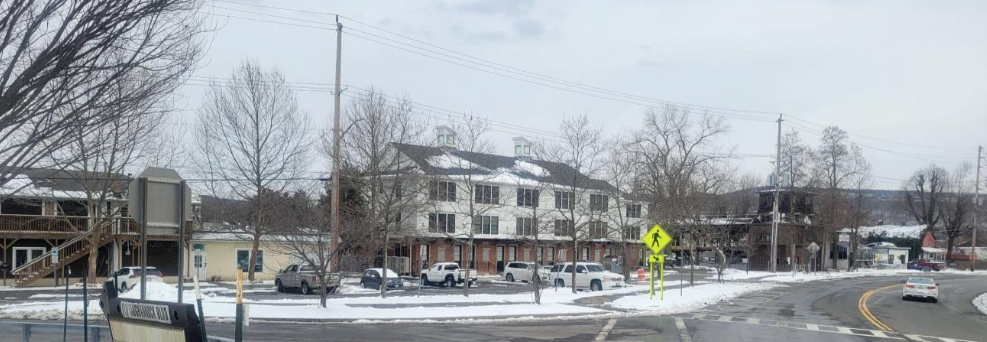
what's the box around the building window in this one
[235,249,263,273]
[428,213,456,233]
[474,184,500,204]
[623,226,641,240]
[537,247,544,264]
[626,204,642,218]
[590,194,609,211]
[394,181,403,199]
[524,146,530,154]
[393,212,402,223]
[581,247,589,260]
[555,191,574,209]
[516,188,540,207]
[453,245,462,266]
[548,247,556,262]
[429,181,456,202]
[516,217,535,236]
[515,145,522,154]
[589,221,608,239]
[472,215,499,234]
[554,220,574,237]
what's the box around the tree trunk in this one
[463,240,472,297]
[946,235,956,264]
[571,239,578,294]
[248,236,260,281]
[381,234,389,298]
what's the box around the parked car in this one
[503,262,538,282]
[547,262,625,291]
[902,277,939,302]
[420,262,477,288]
[537,265,554,282]
[111,266,163,292]
[360,268,404,290]
[907,260,946,271]
[276,264,335,294]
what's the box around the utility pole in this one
[973,145,982,272]
[770,114,783,272]
[330,17,343,275]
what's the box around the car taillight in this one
[927,286,936,290]
[905,284,915,288]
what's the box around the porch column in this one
[109,240,122,271]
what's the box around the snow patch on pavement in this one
[974,292,987,316]
[610,282,780,314]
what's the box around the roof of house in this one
[390,143,616,191]
[1,167,129,200]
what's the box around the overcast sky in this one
[177,0,987,190]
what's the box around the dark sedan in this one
[360,268,404,290]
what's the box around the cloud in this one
[512,19,545,38]
[444,0,535,16]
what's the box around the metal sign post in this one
[642,224,672,300]
[128,167,192,302]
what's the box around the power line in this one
[785,114,975,151]
[786,121,964,166]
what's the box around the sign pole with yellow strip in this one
[642,224,672,300]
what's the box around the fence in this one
[0,321,233,342]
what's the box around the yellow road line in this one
[857,284,899,331]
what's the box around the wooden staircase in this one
[11,227,115,286]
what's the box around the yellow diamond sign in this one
[642,224,672,255]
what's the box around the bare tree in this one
[541,114,605,294]
[507,157,553,304]
[58,78,170,282]
[600,134,645,283]
[335,88,427,298]
[899,165,949,233]
[193,61,312,281]
[0,0,203,186]
[940,163,974,264]
[629,104,733,285]
[426,117,496,297]
[813,126,870,270]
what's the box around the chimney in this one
[513,137,532,160]
[436,125,456,150]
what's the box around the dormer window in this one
[438,135,445,145]
[515,145,522,155]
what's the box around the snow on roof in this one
[426,154,485,171]
[513,160,548,178]
[858,225,926,238]
[922,247,947,253]
[0,174,89,199]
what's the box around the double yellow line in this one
[857,284,898,331]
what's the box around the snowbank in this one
[974,293,987,316]
[858,225,926,238]
[610,282,780,314]
[706,269,773,281]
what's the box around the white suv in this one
[110,266,163,292]
[503,262,538,282]
[548,262,624,291]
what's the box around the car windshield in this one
[908,278,934,284]
[585,265,605,272]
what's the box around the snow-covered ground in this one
[858,224,926,238]
[611,282,780,314]
[711,267,987,283]
[974,292,987,316]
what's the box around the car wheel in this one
[902,295,908,301]
[445,277,456,288]
[555,279,564,288]
[506,274,514,282]
[591,280,602,292]
[467,281,474,288]
[301,282,311,295]
[276,279,284,293]
[421,275,429,286]
[120,283,129,292]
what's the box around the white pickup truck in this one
[420,262,477,288]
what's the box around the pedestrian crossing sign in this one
[642,224,672,255]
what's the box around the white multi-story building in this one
[387,126,650,275]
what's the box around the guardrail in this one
[0,321,233,342]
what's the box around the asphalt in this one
[5,269,986,342]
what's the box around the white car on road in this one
[548,262,624,291]
[503,262,538,282]
[902,277,939,302]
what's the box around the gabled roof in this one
[390,143,615,191]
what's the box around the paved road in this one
[7,271,985,342]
